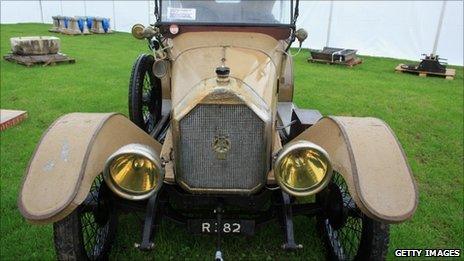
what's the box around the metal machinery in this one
[398,1,452,78]
[308,0,361,66]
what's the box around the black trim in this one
[154,0,159,23]
[291,0,294,23]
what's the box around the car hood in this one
[168,31,286,109]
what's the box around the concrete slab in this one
[1,109,28,131]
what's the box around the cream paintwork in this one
[169,32,285,108]
[18,113,162,224]
[278,53,294,102]
[173,77,270,124]
[294,117,418,223]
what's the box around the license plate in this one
[188,219,255,236]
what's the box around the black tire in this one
[128,54,162,134]
[317,172,390,261]
[53,175,117,261]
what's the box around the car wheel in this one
[53,175,117,261]
[317,172,390,261]
[128,54,162,134]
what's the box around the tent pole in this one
[432,1,447,56]
[39,0,44,23]
[325,0,334,47]
[83,0,87,17]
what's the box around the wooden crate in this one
[3,53,75,67]
[0,110,28,131]
[395,63,455,80]
[308,57,362,67]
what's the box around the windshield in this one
[159,0,293,25]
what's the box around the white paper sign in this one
[167,7,197,21]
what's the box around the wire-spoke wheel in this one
[53,175,117,260]
[129,54,162,134]
[317,172,389,261]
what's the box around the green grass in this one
[1,23,463,260]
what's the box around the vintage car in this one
[18,0,418,260]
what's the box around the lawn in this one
[1,23,463,260]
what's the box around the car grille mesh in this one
[178,104,266,192]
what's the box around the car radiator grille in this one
[178,104,267,192]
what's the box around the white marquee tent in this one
[1,0,463,65]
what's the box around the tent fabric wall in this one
[1,0,462,65]
[297,1,463,65]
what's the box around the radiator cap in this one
[216,66,230,83]
[216,66,230,76]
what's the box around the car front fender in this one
[18,113,162,224]
[294,116,418,223]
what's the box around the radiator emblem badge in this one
[212,135,231,160]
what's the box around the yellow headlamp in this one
[103,143,164,200]
[274,140,333,197]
